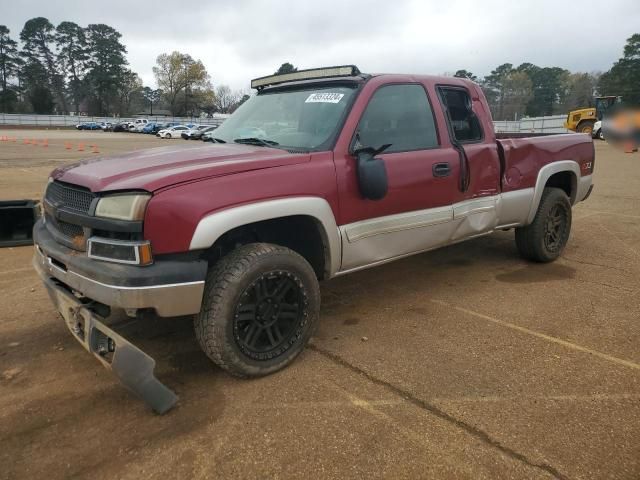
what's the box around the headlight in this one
[88,237,153,265]
[95,194,150,221]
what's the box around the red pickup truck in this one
[33,66,594,412]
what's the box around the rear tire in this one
[194,243,321,377]
[515,187,572,263]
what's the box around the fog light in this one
[87,237,153,265]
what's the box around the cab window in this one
[438,87,483,142]
[356,84,438,153]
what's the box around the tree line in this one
[454,33,640,120]
[0,17,248,116]
[0,18,638,120]
[0,18,133,115]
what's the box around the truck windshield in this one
[212,85,357,151]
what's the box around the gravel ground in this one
[0,130,638,479]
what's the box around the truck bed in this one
[496,133,594,193]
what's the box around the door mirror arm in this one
[351,143,392,158]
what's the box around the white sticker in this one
[305,92,345,103]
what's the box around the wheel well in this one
[203,215,329,280]
[545,171,577,203]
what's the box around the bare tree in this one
[214,85,241,113]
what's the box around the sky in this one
[3,0,640,92]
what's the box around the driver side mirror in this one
[353,144,391,201]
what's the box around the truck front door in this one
[334,81,460,271]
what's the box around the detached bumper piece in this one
[0,200,40,247]
[42,275,178,414]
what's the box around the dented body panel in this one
[498,134,594,193]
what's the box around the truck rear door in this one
[435,84,504,239]
[436,85,501,200]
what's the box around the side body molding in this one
[189,197,342,277]
[527,160,580,224]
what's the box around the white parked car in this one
[592,120,604,140]
[156,125,189,139]
[129,118,149,132]
[181,125,213,140]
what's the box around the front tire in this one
[515,187,572,262]
[577,120,595,135]
[195,243,321,377]
[165,133,172,139]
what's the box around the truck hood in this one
[51,144,310,192]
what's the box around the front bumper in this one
[33,219,206,317]
[38,271,178,413]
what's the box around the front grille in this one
[45,181,95,214]
[45,211,86,245]
[57,220,84,239]
[44,181,94,250]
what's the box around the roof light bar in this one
[251,65,361,89]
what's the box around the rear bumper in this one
[33,219,206,317]
[40,273,178,413]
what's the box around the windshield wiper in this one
[234,137,279,147]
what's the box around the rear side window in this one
[356,84,438,153]
[438,87,483,142]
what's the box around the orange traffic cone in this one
[91,144,99,154]
[65,142,72,150]
[42,139,49,148]
[1,135,6,141]
[31,138,38,146]
[77,143,85,152]
[23,138,29,145]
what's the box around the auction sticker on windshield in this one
[305,93,345,103]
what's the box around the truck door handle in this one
[432,162,451,177]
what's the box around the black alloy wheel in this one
[515,187,572,262]
[194,243,321,377]
[543,204,568,253]
[233,271,306,361]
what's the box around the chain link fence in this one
[493,115,570,134]
[1,113,574,134]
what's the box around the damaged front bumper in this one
[31,218,210,412]
[32,219,207,318]
[34,263,179,414]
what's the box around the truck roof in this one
[253,65,478,92]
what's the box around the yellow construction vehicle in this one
[564,96,621,134]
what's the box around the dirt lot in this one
[0,129,638,480]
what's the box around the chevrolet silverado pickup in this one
[33,65,594,412]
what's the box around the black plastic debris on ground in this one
[0,200,40,247]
